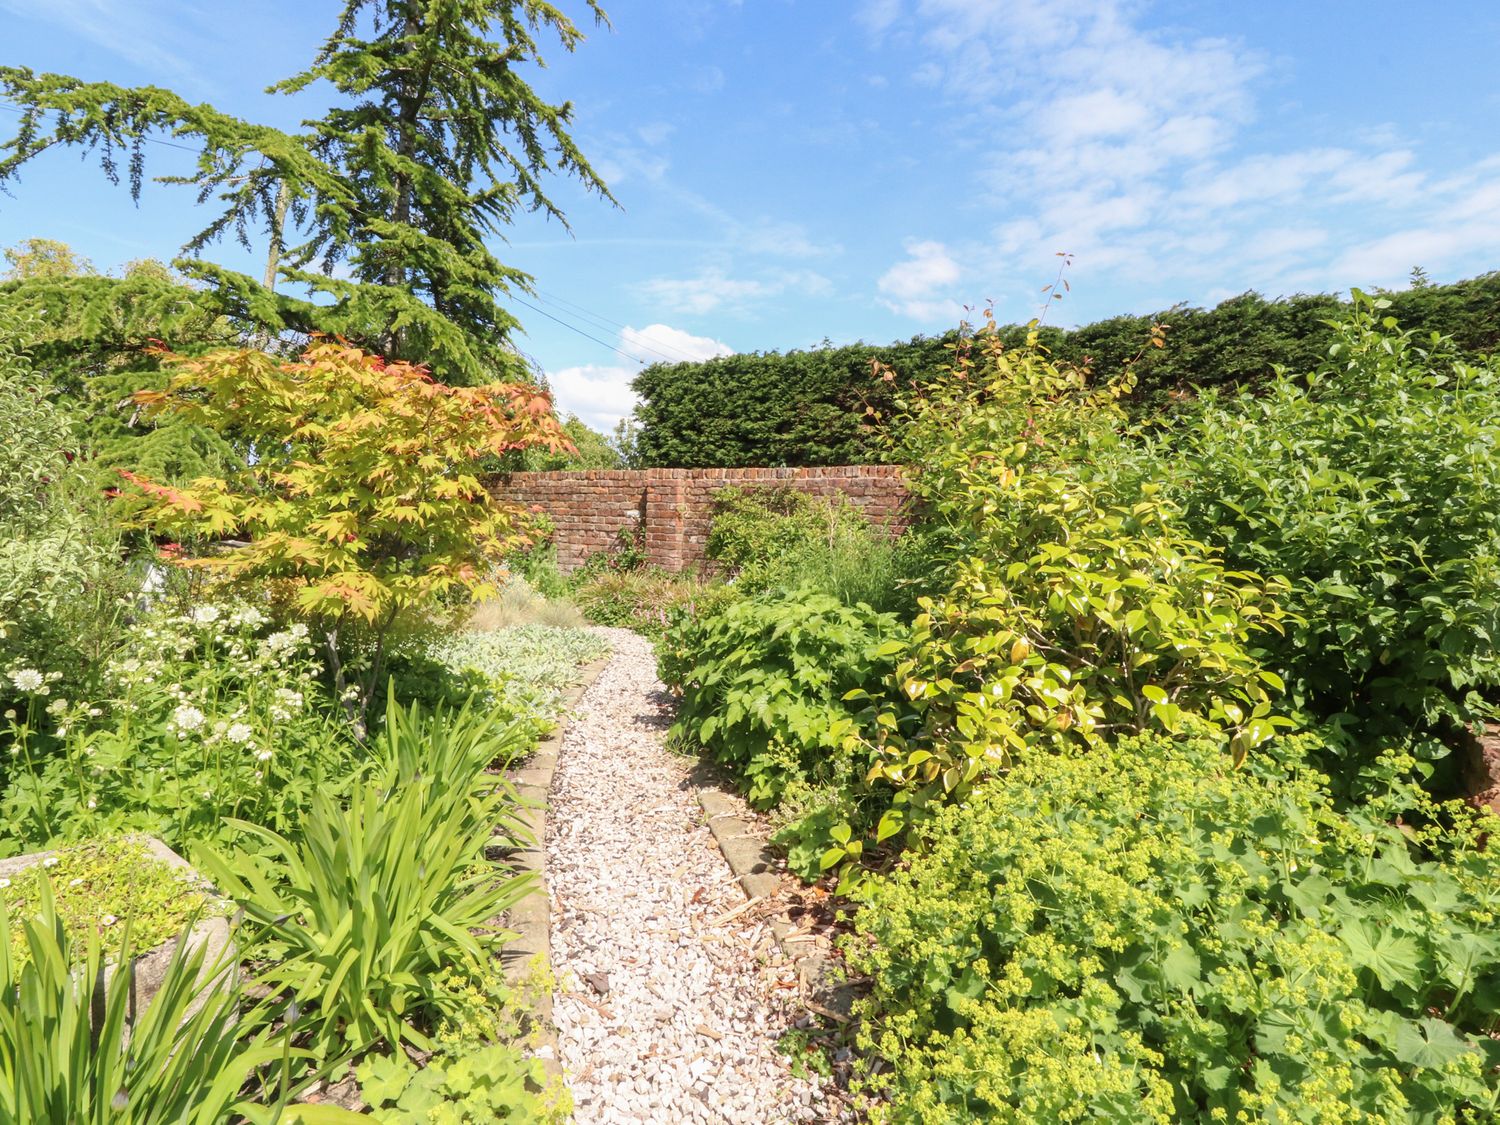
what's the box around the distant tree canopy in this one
[519,414,623,471]
[630,271,1500,468]
[0,240,241,481]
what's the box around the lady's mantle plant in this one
[850,729,1500,1123]
[116,341,572,720]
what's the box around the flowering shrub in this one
[850,730,1500,1122]
[0,600,357,857]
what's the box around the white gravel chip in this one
[548,629,835,1124]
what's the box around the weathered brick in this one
[487,465,908,573]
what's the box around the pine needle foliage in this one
[0,1,613,385]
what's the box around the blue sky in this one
[2,1,1499,430]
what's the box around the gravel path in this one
[548,629,836,1124]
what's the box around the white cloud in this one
[859,0,903,35]
[547,324,732,432]
[548,363,640,434]
[639,267,831,315]
[621,323,733,364]
[877,238,964,320]
[870,0,1500,310]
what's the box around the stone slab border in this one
[0,834,233,1023]
[498,651,613,1076]
[696,789,858,1020]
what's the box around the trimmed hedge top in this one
[629,271,1500,468]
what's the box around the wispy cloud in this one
[0,0,204,85]
[868,0,1500,315]
[639,267,832,316]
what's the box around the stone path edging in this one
[696,790,857,1020]
[500,651,614,1073]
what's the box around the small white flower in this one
[264,632,295,653]
[101,914,118,926]
[191,605,221,625]
[229,606,267,628]
[226,722,254,745]
[0,878,10,889]
[86,798,97,809]
[55,726,67,738]
[254,748,273,762]
[88,707,102,717]
[289,623,309,640]
[69,878,83,887]
[8,669,44,693]
[42,856,58,868]
[3,709,14,721]
[46,698,68,716]
[171,704,206,733]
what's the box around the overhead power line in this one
[506,292,651,367]
[531,286,711,364]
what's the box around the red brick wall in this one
[488,465,909,573]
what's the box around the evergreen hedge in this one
[629,271,1500,467]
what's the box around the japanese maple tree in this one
[118,340,570,719]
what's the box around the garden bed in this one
[0,836,233,1017]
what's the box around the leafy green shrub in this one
[705,485,925,614]
[706,486,837,583]
[660,590,903,809]
[201,701,535,1062]
[0,879,279,1124]
[572,565,733,642]
[0,311,74,532]
[377,643,498,716]
[858,490,1291,812]
[0,309,136,708]
[844,321,1290,855]
[850,730,1500,1123]
[1163,294,1500,778]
